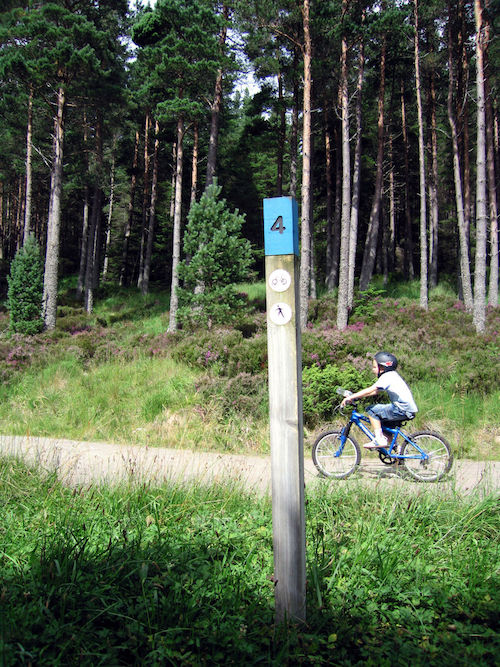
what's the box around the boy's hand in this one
[341,397,351,408]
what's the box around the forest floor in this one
[1,434,498,497]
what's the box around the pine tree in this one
[7,234,43,335]
[177,183,252,328]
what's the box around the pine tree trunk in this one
[401,80,415,280]
[205,5,228,190]
[42,84,65,330]
[138,111,151,290]
[168,113,184,332]
[484,0,498,306]
[337,15,351,331]
[277,67,285,196]
[388,132,395,274]
[348,30,364,309]
[84,115,104,314]
[473,0,488,332]
[299,0,312,330]
[77,111,90,298]
[23,84,33,244]
[414,0,428,310]
[102,149,116,280]
[169,141,176,219]
[289,48,300,197]
[190,121,199,210]
[119,129,139,287]
[142,120,160,296]
[447,0,474,312]
[428,69,439,289]
[359,32,386,292]
[458,0,472,242]
[325,108,335,291]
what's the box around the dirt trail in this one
[0,434,498,496]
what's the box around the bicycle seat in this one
[382,416,414,428]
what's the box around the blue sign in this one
[263,197,299,256]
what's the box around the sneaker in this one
[364,435,388,449]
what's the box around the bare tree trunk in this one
[168,113,184,332]
[276,67,285,196]
[190,121,199,210]
[102,148,116,280]
[447,0,474,312]
[325,108,335,291]
[84,114,104,314]
[458,0,472,242]
[299,0,312,329]
[289,48,300,197]
[119,129,139,286]
[473,0,488,332]
[415,0,428,310]
[138,111,151,290]
[205,4,228,190]
[484,0,498,306]
[388,132,395,274]
[42,84,65,330]
[337,11,351,331]
[77,111,90,299]
[142,120,160,296]
[23,84,33,244]
[348,29,365,309]
[428,68,439,289]
[359,31,386,291]
[401,80,415,279]
[169,141,177,219]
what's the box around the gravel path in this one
[1,434,498,496]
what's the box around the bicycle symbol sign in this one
[268,269,291,293]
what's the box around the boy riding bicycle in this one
[340,352,418,449]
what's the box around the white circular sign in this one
[270,302,292,325]
[268,269,291,293]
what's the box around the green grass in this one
[0,280,498,458]
[0,458,498,665]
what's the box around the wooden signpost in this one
[263,196,306,624]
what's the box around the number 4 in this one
[271,215,286,234]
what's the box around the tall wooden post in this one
[263,196,306,624]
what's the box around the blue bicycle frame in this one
[342,407,429,462]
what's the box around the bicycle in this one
[312,388,453,482]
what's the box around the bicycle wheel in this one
[401,431,453,482]
[312,430,361,479]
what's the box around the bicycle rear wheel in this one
[401,431,453,482]
[312,430,361,479]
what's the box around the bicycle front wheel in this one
[312,430,361,479]
[401,431,453,482]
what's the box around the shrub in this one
[177,183,253,328]
[196,372,268,419]
[7,235,44,335]
[302,363,372,424]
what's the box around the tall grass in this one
[1,458,498,665]
[0,281,498,458]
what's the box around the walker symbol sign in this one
[270,302,292,325]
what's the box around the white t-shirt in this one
[375,371,418,414]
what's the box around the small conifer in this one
[7,235,44,335]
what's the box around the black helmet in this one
[374,351,398,375]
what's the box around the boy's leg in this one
[365,406,388,448]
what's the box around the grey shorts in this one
[366,403,412,422]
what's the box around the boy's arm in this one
[341,383,379,406]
